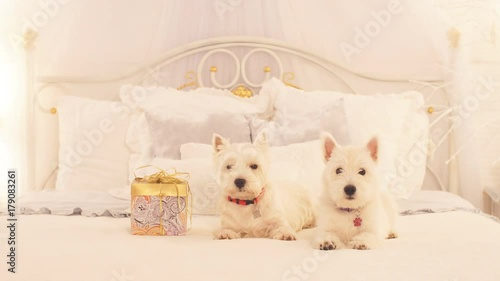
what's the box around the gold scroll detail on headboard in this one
[282,72,300,89]
[177,71,199,90]
[176,69,301,98]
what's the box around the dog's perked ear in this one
[253,131,268,151]
[366,137,378,162]
[321,132,338,162]
[213,133,230,153]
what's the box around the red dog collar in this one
[228,188,266,206]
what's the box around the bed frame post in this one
[445,27,461,197]
[23,29,37,191]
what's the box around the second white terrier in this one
[212,132,315,240]
[315,133,398,250]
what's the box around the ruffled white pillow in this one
[253,78,429,198]
[250,78,351,146]
[119,85,269,179]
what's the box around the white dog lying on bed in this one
[315,133,398,250]
[212,133,315,240]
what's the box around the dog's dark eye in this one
[358,168,366,176]
[226,165,233,170]
[250,164,258,170]
[336,168,343,174]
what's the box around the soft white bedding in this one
[14,190,475,217]
[16,190,129,217]
[0,209,499,281]
[397,190,475,211]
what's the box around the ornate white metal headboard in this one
[23,30,456,192]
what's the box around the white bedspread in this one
[1,210,499,281]
[13,190,475,218]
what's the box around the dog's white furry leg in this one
[270,226,296,241]
[214,228,240,240]
[303,207,317,229]
[314,231,345,250]
[348,232,380,250]
[259,217,296,241]
[382,192,399,239]
[303,217,316,229]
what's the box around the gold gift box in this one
[130,168,191,236]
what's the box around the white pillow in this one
[132,157,302,216]
[251,102,351,146]
[179,142,213,159]
[145,110,251,159]
[120,85,266,172]
[257,78,429,198]
[56,96,131,191]
[251,78,351,146]
[180,140,324,195]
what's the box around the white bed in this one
[2,193,500,281]
[2,30,500,281]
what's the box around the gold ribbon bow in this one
[132,165,192,235]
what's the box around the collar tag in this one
[252,208,261,219]
[353,217,362,227]
[339,207,362,227]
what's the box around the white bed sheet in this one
[14,190,475,218]
[397,190,475,211]
[16,190,129,217]
[0,210,499,281]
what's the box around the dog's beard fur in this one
[315,133,398,250]
[212,133,315,240]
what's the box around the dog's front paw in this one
[272,231,296,241]
[318,241,337,251]
[214,229,239,240]
[314,234,343,250]
[386,232,398,239]
[348,238,375,250]
[351,242,369,250]
[348,232,379,250]
[270,227,296,240]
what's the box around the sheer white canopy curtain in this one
[0,0,483,208]
[0,1,28,204]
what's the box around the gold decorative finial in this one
[447,27,460,49]
[263,66,271,73]
[50,108,57,115]
[231,85,253,98]
[427,107,434,114]
[23,28,38,49]
[210,66,218,73]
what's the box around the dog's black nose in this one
[234,178,246,189]
[344,185,356,196]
